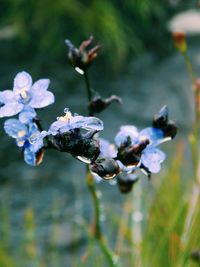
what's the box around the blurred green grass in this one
[0,142,199,267]
[0,0,196,71]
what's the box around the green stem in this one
[183,52,196,85]
[86,171,117,267]
[83,72,118,267]
[84,71,92,102]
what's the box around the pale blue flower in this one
[115,125,165,148]
[4,119,44,166]
[115,125,139,147]
[48,108,103,135]
[115,124,167,175]
[0,71,55,122]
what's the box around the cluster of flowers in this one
[0,71,104,166]
[0,37,177,194]
[90,105,177,192]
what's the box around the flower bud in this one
[88,95,122,115]
[53,131,100,163]
[117,173,138,194]
[172,31,187,53]
[90,158,120,180]
[153,106,177,139]
[117,139,149,167]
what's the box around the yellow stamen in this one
[18,130,26,138]
[58,111,73,122]
[17,140,25,146]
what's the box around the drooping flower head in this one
[4,119,45,166]
[0,71,55,123]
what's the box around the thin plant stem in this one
[179,49,200,260]
[84,71,92,102]
[183,52,196,85]
[131,181,142,267]
[83,71,118,267]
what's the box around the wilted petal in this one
[29,90,55,108]
[141,147,166,173]
[70,116,104,131]
[13,71,32,92]
[24,147,36,166]
[19,107,36,124]
[4,119,27,138]
[48,120,68,135]
[115,125,139,147]
[32,79,50,91]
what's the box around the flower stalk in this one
[83,71,118,267]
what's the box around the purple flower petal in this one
[31,79,50,91]
[139,127,164,144]
[0,102,23,118]
[48,113,104,135]
[141,147,166,173]
[19,107,36,124]
[115,125,139,147]
[99,138,117,158]
[29,90,55,108]
[13,71,32,93]
[24,147,36,166]
[48,120,67,135]
[70,116,104,131]
[28,124,44,152]
[0,90,16,104]
[4,119,27,138]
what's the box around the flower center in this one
[18,130,26,138]
[17,87,31,103]
[58,111,73,122]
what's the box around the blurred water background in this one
[0,1,200,266]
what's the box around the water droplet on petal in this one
[64,108,69,114]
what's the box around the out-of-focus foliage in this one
[0,0,195,68]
